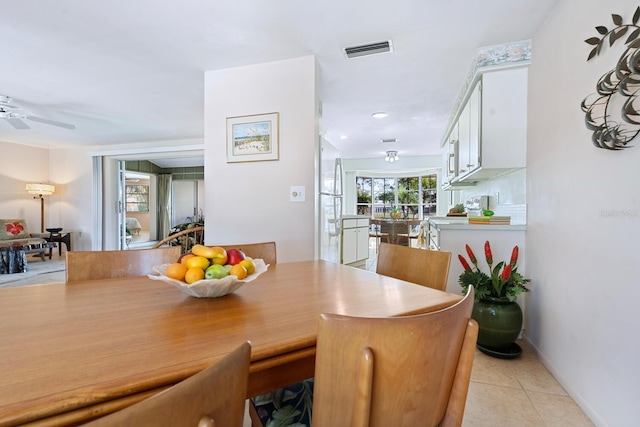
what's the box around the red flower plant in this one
[458,254,472,272]
[5,221,24,236]
[465,244,478,267]
[457,240,530,302]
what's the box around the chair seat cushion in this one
[252,378,314,426]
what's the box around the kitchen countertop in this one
[427,217,527,231]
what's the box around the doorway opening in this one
[92,147,204,251]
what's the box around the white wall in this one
[0,141,50,232]
[204,56,318,262]
[528,1,639,425]
[47,147,95,250]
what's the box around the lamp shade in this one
[26,183,55,196]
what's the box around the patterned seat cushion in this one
[252,378,314,427]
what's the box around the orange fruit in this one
[180,253,195,265]
[239,259,256,275]
[185,267,205,284]
[165,263,188,281]
[209,246,228,265]
[185,255,210,270]
[229,264,247,280]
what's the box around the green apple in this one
[205,264,229,279]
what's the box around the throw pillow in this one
[0,219,31,241]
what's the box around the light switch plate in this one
[290,186,305,202]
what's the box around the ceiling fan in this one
[0,95,76,130]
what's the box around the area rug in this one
[0,259,65,287]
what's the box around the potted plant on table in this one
[458,241,530,358]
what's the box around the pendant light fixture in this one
[384,151,399,163]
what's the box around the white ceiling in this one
[0,0,559,165]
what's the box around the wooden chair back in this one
[218,242,277,265]
[375,242,452,291]
[152,226,205,253]
[395,219,422,246]
[66,247,181,283]
[83,341,251,427]
[312,288,478,427]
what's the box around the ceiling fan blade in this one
[26,115,76,130]
[0,95,19,108]
[6,118,30,129]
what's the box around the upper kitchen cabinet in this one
[442,119,459,187]
[469,66,527,181]
[442,63,528,189]
[458,81,481,178]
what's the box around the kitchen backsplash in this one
[455,168,527,224]
[491,203,527,224]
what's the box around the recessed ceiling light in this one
[372,112,388,118]
[340,135,348,139]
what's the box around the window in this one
[126,185,149,212]
[356,174,437,218]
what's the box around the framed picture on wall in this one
[226,112,280,163]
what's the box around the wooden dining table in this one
[0,260,461,426]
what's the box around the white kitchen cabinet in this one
[461,66,527,182]
[441,65,527,189]
[443,137,457,187]
[341,216,370,266]
[458,81,480,177]
[457,96,471,176]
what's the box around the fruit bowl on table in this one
[148,258,269,298]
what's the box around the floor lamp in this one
[26,183,55,233]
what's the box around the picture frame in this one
[226,112,279,163]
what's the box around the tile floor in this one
[8,245,595,426]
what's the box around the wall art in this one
[226,112,279,163]
[582,6,640,150]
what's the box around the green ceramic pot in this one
[472,297,522,350]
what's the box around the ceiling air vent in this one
[344,40,393,59]
[381,138,397,144]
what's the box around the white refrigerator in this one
[319,140,343,263]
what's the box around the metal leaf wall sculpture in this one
[582,6,640,150]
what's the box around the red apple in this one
[226,248,246,265]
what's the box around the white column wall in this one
[204,56,318,262]
[528,1,639,425]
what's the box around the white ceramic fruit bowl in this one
[148,258,269,298]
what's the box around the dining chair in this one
[218,242,277,265]
[65,246,181,283]
[312,287,477,427]
[82,341,251,427]
[368,219,389,253]
[375,242,452,291]
[395,219,421,247]
[378,220,397,245]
